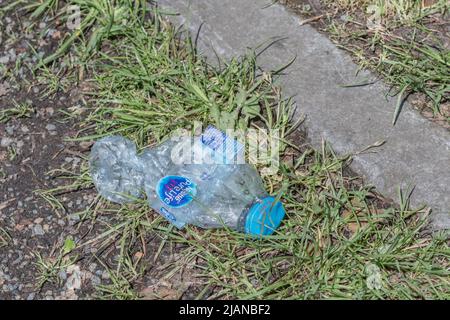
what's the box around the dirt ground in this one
[0,9,100,299]
[0,8,199,300]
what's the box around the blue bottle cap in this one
[244,196,285,236]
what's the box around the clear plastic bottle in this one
[89,126,285,236]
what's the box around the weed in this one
[0,227,12,248]
[95,268,141,300]
[34,250,77,290]
[0,100,34,124]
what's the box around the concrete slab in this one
[158,0,450,231]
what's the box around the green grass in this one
[6,0,450,299]
[0,227,12,248]
[0,100,34,124]
[34,249,77,290]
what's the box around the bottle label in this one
[200,125,244,164]
[157,175,197,208]
[159,207,177,221]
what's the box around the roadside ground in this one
[0,1,448,299]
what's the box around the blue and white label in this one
[158,207,186,229]
[201,126,227,152]
[157,175,197,208]
[200,125,244,164]
[159,207,177,221]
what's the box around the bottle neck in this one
[236,201,255,233]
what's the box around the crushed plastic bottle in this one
[89,126,285,236]
[89,135,144,203]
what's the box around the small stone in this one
[101,271,110,280]
[1,137,14,148]
[32,224,45,236]
[0,82,10,97]
[0,56,9,64]
[91,275,101,286]
[45,124,56,131]
[45,107,54,116]
[88,263,97,272]
[58,270,67,281]
[79,141,94,150]
[8,49,16,62]
[33,217,43,224]
[5,125,14,135]
[66,265,82,290]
